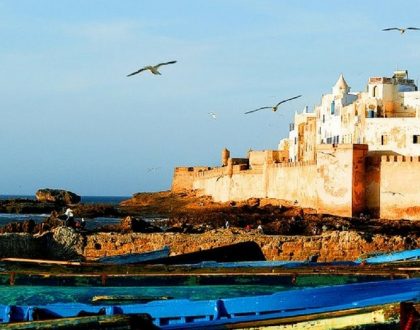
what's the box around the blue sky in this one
[1,1,420,196]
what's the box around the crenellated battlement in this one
[380,155,420,162]
[174,166,213,173]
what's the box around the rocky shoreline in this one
[0,190,419,261]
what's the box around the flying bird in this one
[208,112,217,119]
[146,167,161,173]
[382,27,420,34]
[245,95,302,114]
[127,61,177,77]
[318,151,336,158]
[383,191,404,196]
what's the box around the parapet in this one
[172,166,213,192]
[369,77,393,84]
[174,166,212,173]
[249,150,288,169]
[380,155,420,162]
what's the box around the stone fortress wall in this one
[173,145,420,220]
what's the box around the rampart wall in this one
[378,155,420,220]
[184,145,367,217]
[173,145,420,220]
[265,161,318,209]
[171,166,212,192]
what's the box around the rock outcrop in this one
[0,233,44,259]
[0,227,84,260]
[0,199,57,214]
[49,226,85,258]
[35,188,81,205]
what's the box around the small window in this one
[331,101,335,115]
[322,114,325,123]
[381,135,388,145]
[413,135,420,144]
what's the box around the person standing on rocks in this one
[64,207,74,227]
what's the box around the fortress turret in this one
[221,148,230,166]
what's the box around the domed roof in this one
[333,74,350,95]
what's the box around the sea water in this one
[0,284,294,305]
[0,195,129,205]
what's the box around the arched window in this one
[372,85,377,97]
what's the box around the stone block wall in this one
[171,166,211,192]
[84,230,419,262]
[379,155,420,220]
[173,145,420,220]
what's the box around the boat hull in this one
[0,278,419,329]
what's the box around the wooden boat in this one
[96,246,170,264]
[357,248,420,264]
[0,278,419,329]
[0,241,266,268]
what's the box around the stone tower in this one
[221,148,230,166]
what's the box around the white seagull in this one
[127,61,177,77]
[245,95,302,114]
[382,27,420,34]
[208,112,217,119]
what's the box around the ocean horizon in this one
[0,195,130,205]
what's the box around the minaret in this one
[333,74,350,96]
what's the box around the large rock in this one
[49,226,85,258]
[36,189,81,205]
[0,227,85,260]
[0,233,44,258]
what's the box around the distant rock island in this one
[35,188,81,205]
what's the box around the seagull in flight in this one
[245,95,302,114]
[383,191,404,196]
[382,27,420,34]
[208,112,217,119]
[127,61,177,77]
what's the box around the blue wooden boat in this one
[188,248,420,269]
[179,260,357,269]
[1,278,419,328]
[356,248,420,264]
[96,246,170,264]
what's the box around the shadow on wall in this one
[365,150,402,219]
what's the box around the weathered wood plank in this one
[1,314,156,329]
